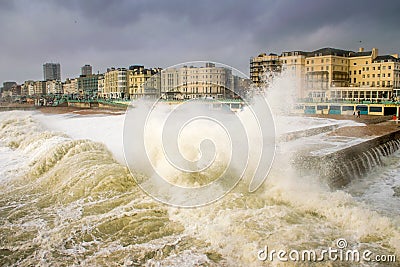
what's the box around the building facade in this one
[127,65,161,99]
[103,68,127,99]
[77,74,100,96]
[81,64,92,76]
[22,80,35,96]
[250,53,281,88]
[46,80,62,94]
[161,63,234,100]
[33,81,46,95]
[251,47,400,101]
[63,78,78,95]
[43,63,61,81]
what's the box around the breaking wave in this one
[0,111,399,266]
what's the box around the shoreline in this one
[36,106,126,115]
[3,104,398,138]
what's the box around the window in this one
[367,74,370,78]
[359,70,361,74]
[307,67,309,71]
[354,78,357,83]
[383,74,386,77]
[389,66,392,70]
[372,74,375,78]
[378,66,381,70]
[373,67,375,70]
[363,67,365,71]
[378,74,380,77]
[362,74,365,78]
[366,61,368,64]
[366,67,369,71]
[321,66,323,70]
[354,70,356,75]
[307,60,309,64]
[321,59,324,63]
[354,62,357,65]
[326,66,329,70]
[311,60,314,64]
[388,73,391,77]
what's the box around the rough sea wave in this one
[0,111,399,266]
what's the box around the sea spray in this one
[0,112,222,266]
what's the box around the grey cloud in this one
[0,0,399,83]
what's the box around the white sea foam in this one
[0,109,399,266]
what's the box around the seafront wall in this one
[296,129,400,187]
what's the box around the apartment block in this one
[103,67,127,99]
[250,53,281,88]
[127,65,161,99]
[161,63,234,100]
[43,63,61,81]
[33,81,46,95]
[63,78,78,95]
[22,80,35,96]
[77,74,100,96]
[251,47,400,101]
[46,80,62,94]
[81,64,92,76]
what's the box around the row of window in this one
[306,58,346,64]
[352,79,392,87]
[331,90,390,98]
[350,72,393,78]
[306,66,348,71]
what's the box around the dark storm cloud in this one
[1,0,400,84]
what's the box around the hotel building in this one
[251,47,400,101]
[161,63,234,100]
[103,67,127,99]
[127,65,161,99]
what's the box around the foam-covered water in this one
[0,110,399,266]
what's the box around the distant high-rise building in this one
[43,63,61,81]
[81,64,92,76]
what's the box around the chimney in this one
[359,47,364,52]
[372,48,379,59]
[392,53,399,59]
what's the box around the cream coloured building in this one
[46,80,62,94]
[97,75,105,98]
[280,51,307,98]
[63,78,78,95]
[251,47,400,101]
[103,67,127,99]
[33,81,46,95]
[161,63,233,100]
[250,53,281,88]
[22,80,35,96]
[127,65,161,99]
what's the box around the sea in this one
[0,109,399,266]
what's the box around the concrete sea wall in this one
[295,129,400,188]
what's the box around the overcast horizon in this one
[1,0,400,84]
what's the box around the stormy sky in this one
[1,0,400,84]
